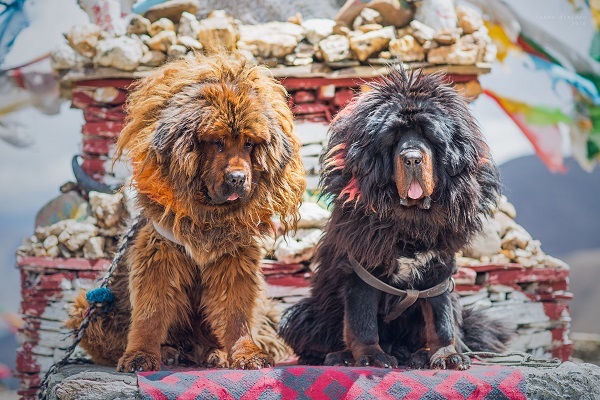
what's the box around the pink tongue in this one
[408,180,423,199]
[227,193,239,201]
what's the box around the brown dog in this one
[68,53,305,371]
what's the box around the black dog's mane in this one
[318,68,500,267]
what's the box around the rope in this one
[37,217,140,400]
[464,351,562,368]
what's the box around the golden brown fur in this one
[67,53,305,371]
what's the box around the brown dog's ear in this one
[151,121,176,163]
[254,123,293,173]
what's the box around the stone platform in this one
[45,362,600,400]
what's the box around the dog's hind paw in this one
[355,352,398,369]
[118,350,160,373]
[430,347,471,370]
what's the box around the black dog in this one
[279,68,510,370]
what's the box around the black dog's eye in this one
[244,139,254,150]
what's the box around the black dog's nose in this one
[226,171,247,186]
[403,150,422,167]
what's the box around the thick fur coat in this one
[68,53,305,371]
[279,68,509,370]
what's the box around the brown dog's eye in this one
[244,140,254,150]
[212,140,224,152]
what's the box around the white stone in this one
[239,22,304,59]
[349,26,395,62]
[50,42,92,69]
[94,37,144,71]
[83,236,106,260]
[198,11,238,52]
[43,235,59,250]
[318,34,351,63]
[414,0,457,30]
[462,215,502,259]
[140,50,167,67]
[300,143,323,157]
[67,23,102,58]
[168,44,188,59]
[148,17,175,37]
[297,202,331,229]
[274,229,323,264]
[147,30,176,52]
[457,5,484,34]
[126,14,151,35]
[389,35,425,62]
[177,35,202,50]
[302,19,336,44]
[178,11,200,38]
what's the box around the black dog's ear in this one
[446,147,468,177]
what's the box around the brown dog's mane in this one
[115,53,305,244]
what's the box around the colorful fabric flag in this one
[484,89,571,173]
[0,0,29,66]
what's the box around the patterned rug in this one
[138,365,526,400]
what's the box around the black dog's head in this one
[321,68,500,250]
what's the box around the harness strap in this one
[348,255,454,323]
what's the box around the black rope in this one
[37,217,140,399]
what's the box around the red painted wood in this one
[82,136,115,155]
[17,256,111,271]
[292,90,316,104]
[83,105,126,122]
[81,121,124,137]
[482,268,569,285]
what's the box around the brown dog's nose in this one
[403,150,422,167]
[226,171,247,187]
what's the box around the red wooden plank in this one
[81,121,124,137]
[292,90,316,104]
[482,268,569,285]
[83,105,126,122]
[464,263,523,273]
[17,256,111,271]
[82,136,116,155]
[261,261,306,276]
[74,78,136,89]
[455,267,477,285]
[543,302,570,321]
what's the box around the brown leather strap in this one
[384,289,420,323]
[348,255,454,323]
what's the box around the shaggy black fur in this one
[279,68,510,370]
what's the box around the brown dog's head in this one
[115,53,305,233]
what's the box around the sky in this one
[0,0,597,315]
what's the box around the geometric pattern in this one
[138,365,526,400]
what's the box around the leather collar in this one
[152,221,184,246]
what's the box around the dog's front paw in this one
[118,350,160,372]
[407,349,429,369]
[161,345,180,366]
[231,339,273,369]
[204,348,229,368]
[430,346,471,370]
[324,350,354,366]
[354,352,398,369]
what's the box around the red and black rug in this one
[138,365,526,399]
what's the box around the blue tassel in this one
[86,287,115,304]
